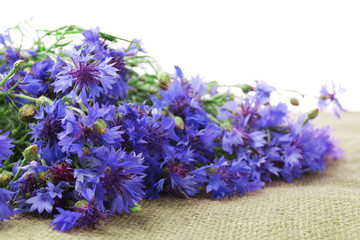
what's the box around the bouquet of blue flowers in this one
[0,23,345,232]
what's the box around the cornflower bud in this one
[92,119,107,135]
[239,83,254,93]
[36,96,53,107]
[13,60,25,71]
[18,104,36,123]
[290,97,299,106]
[0,172,12,187]
[23,145,38,161]
[74,200,89,208]
[308,108,319,120]
[174,116,185,130]
[158,72,171,90]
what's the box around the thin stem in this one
[207,114,222,125]
[0,67,19,86]
[8,78,22,92]
[12,158,27,181]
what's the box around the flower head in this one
[99,148,146,214]
[203,156,264,199]
[29,100,67,164]
[52,48,119,103]
[0,188,14,222]
[58,104,123,164]
[318,81,346,118]
[0,129,14,167]
[25,189,55,214]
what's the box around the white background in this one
[1,0,359,112]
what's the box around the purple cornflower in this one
[0,188,14,222]
[29,100,67,164]
[52,48,119,103]
[0,129,14,167]
[318,81,346,118]
[47,161,75,185]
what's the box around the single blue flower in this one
[318,81,346,118]
[29,100,67,165]
[98,148,146,214]
[58,104,123,164]
[25,190,55,214]
[0,188,14,222]
[51,207,82,232]
[0,129,14,167]
[46,181,69,199]
[52,48,119,103]
[203,156,264,199]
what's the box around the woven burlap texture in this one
[1,112,359,240]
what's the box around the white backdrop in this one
[1,0,359,112]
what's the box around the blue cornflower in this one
[52,48,119,103]
[0,129,14,167]
[217,97,261,129]
[203,156,265,199]
[51,207,83,232]
[254,80,275,104]
[177,123,222,164]
[254,103,288,129]
[25,189,55,214]
[72,202,108,230]
[82,27,133,101]
[100,51,131,102]
[0,31,22,73]
[28,56,54,94]
[0,188,14,222]
[58,104,123,164]
[1,71,43,106]
[152,71,209,128]
[46,181,69,199]
[155,147,205,198]
[318,81,346,118]
[11,160,49,195]
[98,148,146,214]
[222,126,267,155]
[29,100,67,164]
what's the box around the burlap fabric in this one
[1,112,359,240]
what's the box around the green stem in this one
[0,93,37,102]
[207,114,222,125]
[279,88,305,98]
[302,118,309,125]
[0,67,19,86]
[8,78,23,92]
[12,159,28,181]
